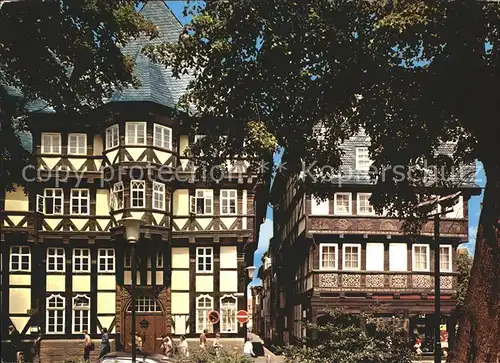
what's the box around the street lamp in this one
[416,192,461,363]
[246,266,257,280]
[119,217,142,363]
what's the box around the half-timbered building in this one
[257,131,479,351]
[0,2,266,362]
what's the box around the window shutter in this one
[189,196,196,214]
[36,195,44,214]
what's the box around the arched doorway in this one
[123,295,166,354]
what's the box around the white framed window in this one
[389,243,408,271]
[334,192,351,215]
[196,247,213,273]
[319,243,338,270]
[153,124,172,150]
[98,248,115,273]
[44,188,64,215]
[220,189,237,215]
[73,249,90,273]
[130,180,146,208]
[127,295,162,312]
[196,294,213,333]
[47,248,65,272]
[152,182,165,210]
[124,250,131,268]
[310,195,329,215]
[342,244,361,271]
[70,189,89,215]
[156,252,163,269]
[111,182,124,210]
[412,244,430,272]
[357,193,374,215]
[125,122,146,145]
[220,295,237,333]
[9,246,30,272]
[72,294,90,334]
[41,133,61,154]
[106,124,119,149]
[440,245,452,272]
[46,294,65,334]
[68,133,87,155]
[190,189,213,215]
[366,243,384,271]
[355,147,371,170]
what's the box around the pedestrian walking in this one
[135,332,143,354]
[177,335,189,357]
[83,330,93,362]
[199,329,208,349]
[243,338,255,359]
[213,333,222,357]
[159,334,173,357]
[98,328,110,359]
[9,325,22,363]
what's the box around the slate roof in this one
[307,131,478,188]
[109,0,193,108]
[6,1,191,114]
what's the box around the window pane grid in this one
[320,245,337,270]
[73,249,90,272]
[221,190,237,215]
[440,247,451,271]
[220,296,237,333]
[111,182,124,210]
[41,133,61,154]
[343,246,360,269]
[130,180,145,208]
[44,188,64,215]
[106,125,119,149]
[126,122,146,145]
[70,189,89,215]
[414,246,428,270]
[335,193,351,214]
[98,249,115,273]
[10,246,31,271]
[196,295,213,333]
[357,193,374,214]
[196,247,213,272]
[153,124,172,150]
[68,134,87,155]
[153,182,165,210]
[47,295,65,334]
[47,248,65,272]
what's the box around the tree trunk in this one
[448,161,500,363]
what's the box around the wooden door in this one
[124,313,167,354]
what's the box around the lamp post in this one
[416,192,461,363]
[120,217,142,363]
[245,266,257,341]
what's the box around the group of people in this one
[199,329,256,359]
[83,328,110,362]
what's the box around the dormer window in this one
[68,133,87,155]
[355,147,371,171]
[153,124,172,150]
[126,122,146,145]
[41,133,61,154]
[106,125,119,149]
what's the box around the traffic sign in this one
[236,310,249,324]
[208,310,220,324]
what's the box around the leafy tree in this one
[0,0,156,191]
[456,249,474,312]
[148,1,500,361]
[282,309,413,363]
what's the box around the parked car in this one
[96,352,174,363]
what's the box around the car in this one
[96,352,175,363]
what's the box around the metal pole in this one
[434,215,441,363]
[131,242,137,363]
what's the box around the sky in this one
[163,1,486,286]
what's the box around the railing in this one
[313,270,457,292]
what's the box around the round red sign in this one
[236,310,249,324]
[208,310,220,324]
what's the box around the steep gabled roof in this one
[110,0,193,109]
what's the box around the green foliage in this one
[172,346,252,363]
[282,309,413,363]
[456,250,473,310]
[0,0,156,189]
